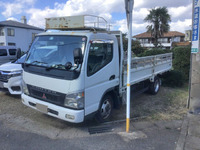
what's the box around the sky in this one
[0,0,193,35]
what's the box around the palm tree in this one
[144,7,171,48]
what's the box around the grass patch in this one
[112,85,189,121]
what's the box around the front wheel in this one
[95,94,113,123]
[148,77,160,95]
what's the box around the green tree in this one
[144,7,171,48]
[123,35,146,56]
[132,40,146,56]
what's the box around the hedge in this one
[137,48,172,57]
[172,45,191,81]
[161,70,184,87]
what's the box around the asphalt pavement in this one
[0,118,182,150]
[176,113,200,150]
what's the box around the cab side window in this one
[87,42,113,76]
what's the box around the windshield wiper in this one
[25,61,47,67]
[46,63,80,71]
[46,64,65,70]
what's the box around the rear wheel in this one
[148,77,160,95]
[95,94,113,123]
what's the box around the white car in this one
[0,54,26,95]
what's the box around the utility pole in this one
[124,0,134,133]
[189,0,200,113]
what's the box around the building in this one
[185,30,192,41]
[0,16,44,51]
[133,31,185,49]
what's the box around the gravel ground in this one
[0,86,188,139]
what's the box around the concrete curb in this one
[175,116,189,150]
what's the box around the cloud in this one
[135,0,192,9]
[0,0,193,36]
[170,19,192,33]
[6,17,19,21]
[16,0,35,5]
[132,8,149,23]
[114,19,148,35]
[0,0,35,18]
[115,17,192,36]
[2,3,23,17]
[168,4,192,21]
[26,0,124,28]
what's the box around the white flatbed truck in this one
[21,15,172,123]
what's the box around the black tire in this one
[148,77,160,95]
[95,94,113,123]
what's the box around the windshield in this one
[25,35,87,70]
[15,54,27,64]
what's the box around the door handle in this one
[109,75,115,80]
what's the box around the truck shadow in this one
[111,86,188,122]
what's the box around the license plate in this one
[36,103,48,114]
[0,82,4,88]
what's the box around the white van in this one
[0,46,20,65]
[0,54,26,95]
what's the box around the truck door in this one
[84,40,119,116]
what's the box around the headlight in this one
[64,91,84,109]
[10,70,22,77]
[0,70,22,80]
[22,80,29,95]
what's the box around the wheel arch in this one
[98,86,121,110]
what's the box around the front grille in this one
[0,74,9,82]
[28,85,66,106]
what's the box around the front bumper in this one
[21,94,84,123]
[0,76,22,95]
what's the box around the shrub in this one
[138,48,172,57]
[172,46,191,81]
[161,70,184,87]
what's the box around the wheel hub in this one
[101,99,111,119]
[154,80,159,92]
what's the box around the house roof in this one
[172,41,191,47]
[0,20,44,31]
[133,31,185,38]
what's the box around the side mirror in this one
[73,48,83,64]
[65,62,72,70]
[22,63,24,69]
[17,48,21,59]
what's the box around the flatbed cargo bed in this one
[123,53,172,87]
